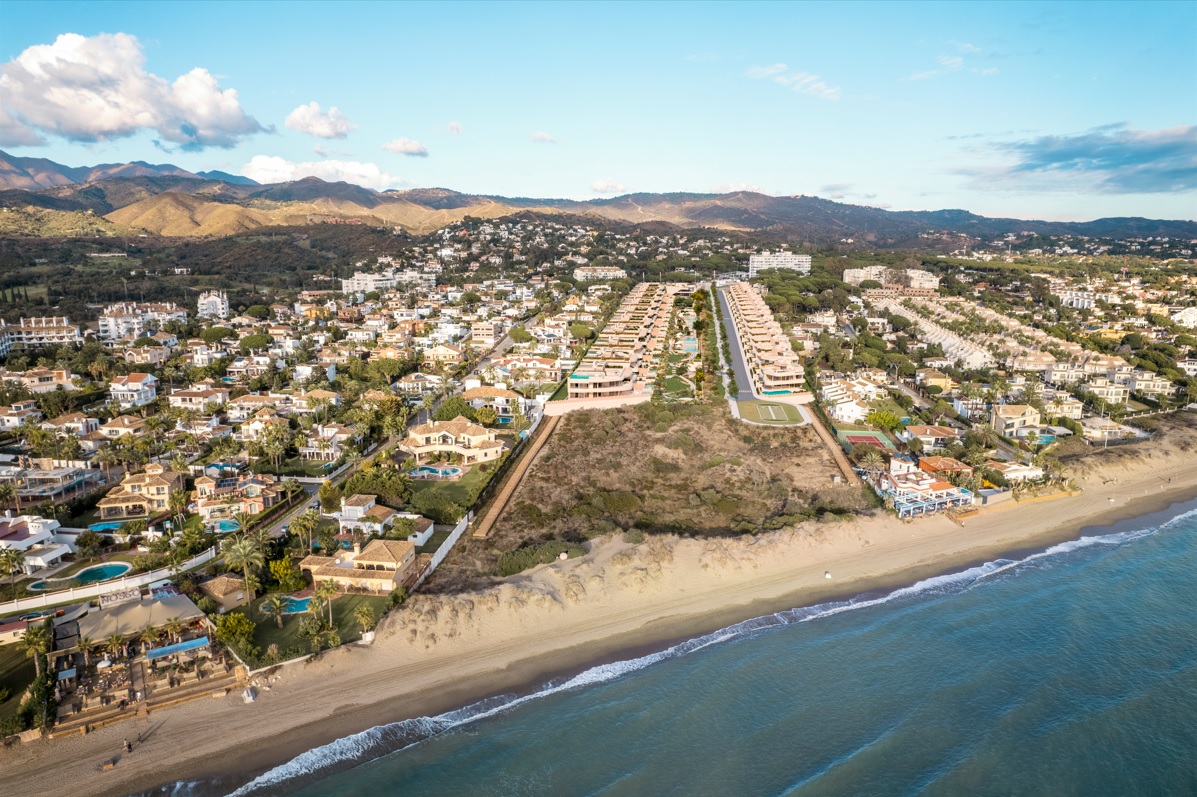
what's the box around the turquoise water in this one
[215,519,241,532]
[283,596,312,614]
[171,499,1197,797]
[413,465,462,478]
[88,521,127,532]
[29,562,132,590]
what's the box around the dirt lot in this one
[424,401,876,592]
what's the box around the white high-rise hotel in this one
[748,251,812,278]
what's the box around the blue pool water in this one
[413,465,462,478]
[762,389,792,395]
[215,519,241,532]
[496,417,513,425]
[29,562,132,590]
[88,521,127,532]
[282,596,312,614]
[681,336,698,353]
[211,498,1197,797]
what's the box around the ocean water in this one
[204,501,1197,797]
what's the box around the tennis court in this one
[836,429,897,450]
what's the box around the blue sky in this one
[1,0,1194,221]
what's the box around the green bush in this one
[622,528,646,544]
[410,491,465,524]
[496,541,587,577]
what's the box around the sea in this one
[165,499,1197,797]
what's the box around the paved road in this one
[716,288,757,402]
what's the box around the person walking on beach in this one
[123,738,131,753]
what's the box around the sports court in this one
[836,429,897,451]
[739,400,805,425]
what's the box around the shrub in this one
[622,528,646,544]
[410,491,465,524]
[496,541,587,577]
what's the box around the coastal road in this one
[716,288,757,402]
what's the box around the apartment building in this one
[748,251,811,278]
[567,282,675,401]
[196,290,230,320]
[98,302,188,340]
[573,265,628,282]
[109,373,159,409]
[724,282,808,396]
[0,317,83,352]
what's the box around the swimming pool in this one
[214,519,240,532]
[282,596,312,614]
[762,389,793,395]
[681,336,699,353]
[29,562,132,590]
[88,521,127,532]
[413,465,463,478]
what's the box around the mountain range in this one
[1,150,1193,243]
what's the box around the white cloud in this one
[980,67,1000,77]
[531,131,556,143]
[938,55,964,70]
[241,155,404,190]
[0,103,44,146]
[905,70,940,81]
[381,137,429,157]
[591,179,626,194]
[951,40,982,54]
[447,121,463,134]
[285,102,355,139]
[0,32,263,150]
[745,63,841,100]
[313,144,352,157]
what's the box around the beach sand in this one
[5,424,1197,797]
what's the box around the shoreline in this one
[5,438,1197,797]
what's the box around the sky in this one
[1,0,1195,221]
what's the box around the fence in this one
[414,512,472,590]
[0,546,218,616]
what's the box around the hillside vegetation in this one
[425,403,874,592]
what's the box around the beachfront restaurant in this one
[48,594,228,732]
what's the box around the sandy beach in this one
[4,425,1196,797]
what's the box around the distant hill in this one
[1,150,1193,242]
[196,170,259,186]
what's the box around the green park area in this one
[738,400,805,425]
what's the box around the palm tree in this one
[354,604,375,634]
[291,509,319,552]
[22,623,50,678]
[0,481,20,513]
[858,449,885,478]
[281,478,301,503]
[141,624,162,654]
[168,489,189,530]
[0,548,25,598]
[223,535,265,599]
[421,392,436,424]
[314,579,338,626]
[106,632,125,661]
[232,509,254,533]
[77,635,94,668]
[163,617,183,645]
[260,594,289,629]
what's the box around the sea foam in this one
[217,505,1196,796]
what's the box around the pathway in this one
[470,415,559,539]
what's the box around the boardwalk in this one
[471,415,560,539]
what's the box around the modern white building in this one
[196,290,230,320]
[843,265,940,290]
[573,265,628,282]
[341,271,398,293]
[0,512,70,573]
[109,372,159,409]
[0,317,84,353]
[98,302,188,341]
[748,251,811,278]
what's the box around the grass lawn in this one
[667,353,688,364]
[739,400,805,425]
[0,643,36,724]
[1126,399,1151,412]
[410,464,494,507]
[869,397,911,419]
[416,526,453,556]
[235,592,391,659]
[663,376,691,394]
